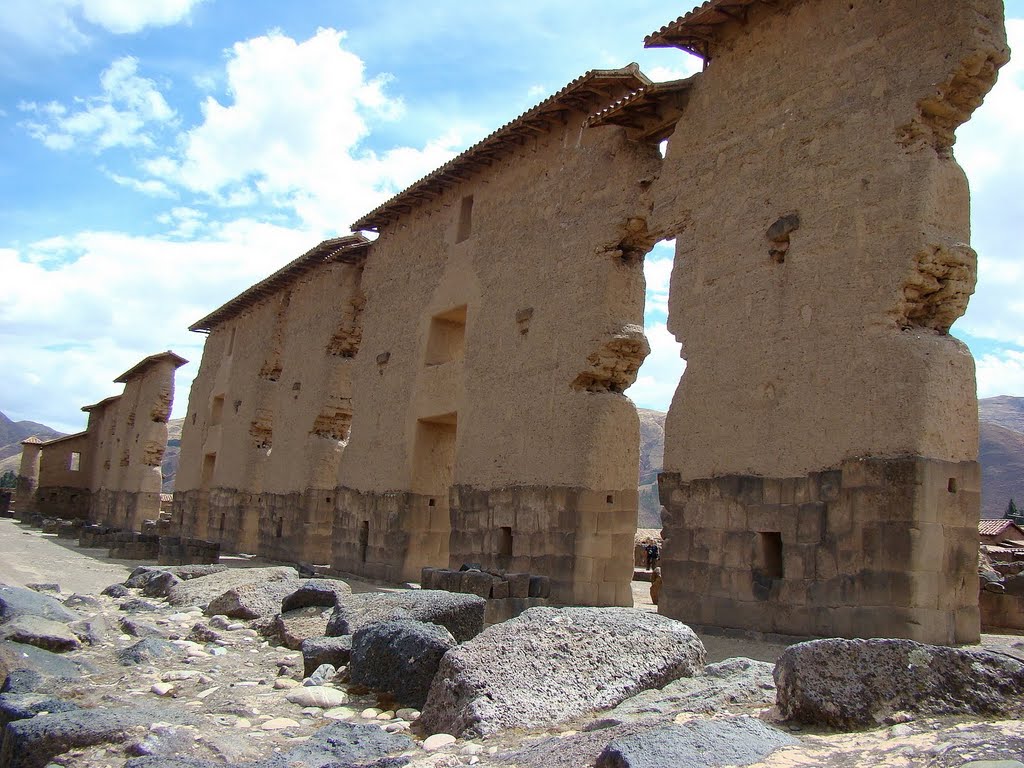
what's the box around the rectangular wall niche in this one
[456,195,474,243]
[760,532,784,580]
[200,452,217,490]
[69,452,81,472]
[425,306,467,365]
[210,394,225,426]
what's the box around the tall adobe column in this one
[15,437,43,517]
[649,0,1008,643]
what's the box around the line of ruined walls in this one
[31,432,92,520]
[648,0,1007,643]
[173,260,365,564]
[332,105,663,603]
[88,359,178,531]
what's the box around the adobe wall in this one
[174,258,365,563]
[334,105,659,602]
[652,0,1008,643]
[14,440,42,514]
[33,433,91,519]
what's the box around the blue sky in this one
[0,1,1021,434]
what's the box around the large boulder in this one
[0,705,183,768]
[419,607,706,737]
[349,620,456,709]
[281,580,352,613]
[204,579,303,620]
[0,585,77,625]
[166,566,299,609]
[0,616,81,653]
[0,692,79,729]
[0,640,88,693]
[608,657,777,720]
[774,638,1024,728]
[326,590,485,642]
[594,717,798,768]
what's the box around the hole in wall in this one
[498,526,513,557]
[760,532,784,580]
[948,478,958,493]
[275,518,283,539]
[425,306,468,366]
[606,494,614,504]
[428,498,436,507]
[456,195,474,243]
[358,520,369,563]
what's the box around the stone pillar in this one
[14,439,42,516]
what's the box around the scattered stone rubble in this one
[2,549,1024,767]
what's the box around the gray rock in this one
[305,664,337,687]
[0,640,87,688]
[0,705,181,768]
[774,638,1024,728]
[125,564,228,590]
[302,636,352,677]
[69,617,109,646]
[254,719,413,767]
[205,579,302,620]
[119,617,167,639]
[119,598,161,613]
[281,581,352,613]
[594,717,798,768]
[116,638,178,666]
[0,692,79,728]
[350,620,456,709]
[166,566,298,609]
[0,616,81,653]
[0,585,77,625]
[63,594,101,610]
[101,583,130,598]
[608,657,776,720]
[419,607,705,737]
[326,590,485,642]
[141,571,183,598]
[274,607,332,650]
[24,584,59,595]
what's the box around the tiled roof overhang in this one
[82,395,123,412]
[36,430,88,447]
[587,78,697,142]
[645,0,780,61]
[189,235,370,333]
[114,351,189,383]
[351,64,652,233]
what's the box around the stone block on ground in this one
[116,638,178,666]
[0,705,182,768]
[0,616,81,653]
[301,636,353,677]
[204,579,302,620]
[0,585,78,625]
[0,640,88,693]
[419,606,705,737]
[274,607,332,651]
[166,566,298,609]
[325,590,485,643]
[594,716,799,768]
[281,580,353,613]
[349,620,456,709]
[774,638,1024,728]
[0,692,79,728]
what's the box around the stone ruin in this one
[19,0,1012,645]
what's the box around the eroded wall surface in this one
[174,257,365,563]
[334,103,658,603]
[652,0,1007,643]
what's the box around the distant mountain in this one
[979,396,1024,518]
[637,409,666,528]
[162,417,184,492]
[0,411,65,474]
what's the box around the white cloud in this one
[644,241,674,315]
[134,28,463,231]
[0,221,317,432]
[954,19,1024,353]
[0,0,203,60]
[646,64,700,82]
[627,321,685,412]
[106,172,177,198]
[976,350,1024,399]
[19,57,176,152]
[77,0,204,35]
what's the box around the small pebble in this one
[227,623,245,631]
[196,687,220,699]
[324,707,356,721]
[161,670,200,682]
[261,718,299,731]
[361,708,382,719]
[235,718,251,729]
[274,679,300,690]
[376,710,395,720]
[150,683,175,697]
[461,744,484,755]
[396,708,420,721]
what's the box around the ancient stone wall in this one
[333,79,658,601]
[650,0,1008,643]
[173,243,365,563]
[32,432,92,519]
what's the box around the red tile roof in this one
[979,519,1024,538]
[645,0,777,61]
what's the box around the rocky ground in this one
[2,519,1024,768]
